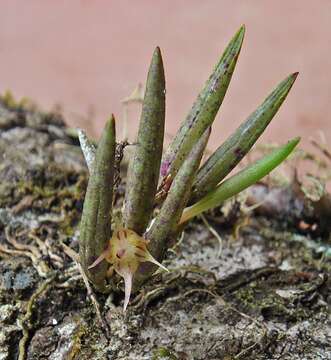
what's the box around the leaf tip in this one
[231,25,245,56]
[236,24,246,41]
[152,46,164,66]
[109,113,116,125]
[104,114,116,134]
[154,46,161,54]
[291,136,301,146]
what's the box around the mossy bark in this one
[0,101,329,360]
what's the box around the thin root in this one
[18,273,56,360]
[60,242,111,338]
[200,214,223,257]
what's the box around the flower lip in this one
[116,249,126,258]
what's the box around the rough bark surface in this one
[0,101,330,359]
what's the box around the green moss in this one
[230,268,327,324]
[152,347,178,360]
[68,319,88,359]
[0,182,14,208]
[0,164,87,239]
[0,90,37,112]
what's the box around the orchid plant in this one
[78,25,300,311]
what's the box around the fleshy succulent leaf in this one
[79,116,116,291]
[191,72,299,201]
[133,128,211,288]
[149,128,211,256]
[123,47,166,234]
[77,26,301,306]
[160,25,245,181]
[180,137,300,224]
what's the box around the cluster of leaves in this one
[79,25,299,310]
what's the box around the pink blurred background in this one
[0,1,330,152]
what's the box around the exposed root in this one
[131,286,167,310]
[131,265,216,311]
[60,242,111,339]
[233,215,250,240]
[200,214,223,256]
[55,264,81,288]
[168,230,185,254]
[18,273,56,360]
[234,340,261,359]
[1,226,50,277]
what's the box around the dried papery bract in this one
[79,116,116,292]
[77,128,96,173]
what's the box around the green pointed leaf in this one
[123,47,166,234]
[160,25,245,181]
[180,137,300,224]
[191,72,298,201]
[134,128,210,287]
[79,116,116,291]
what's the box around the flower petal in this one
[88,250,107,269]
[115,265,133,312]
[143,251,169,272]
